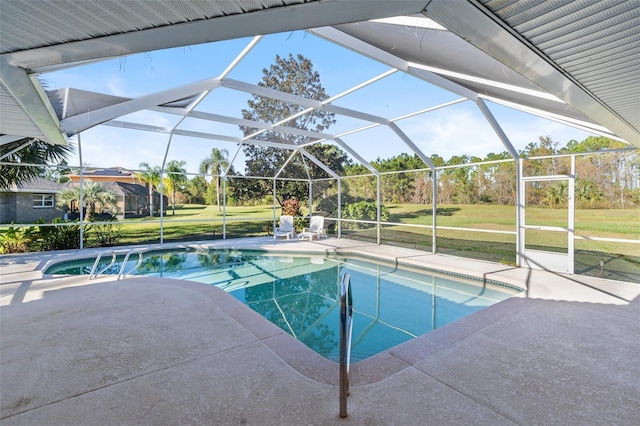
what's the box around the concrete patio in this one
[1,237,639,425]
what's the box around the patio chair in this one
[274,215,295,240]
[298,216,326,241]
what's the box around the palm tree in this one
[163,160,187,215]
[575,178,603,206]
[136,162,161,216]
[0,138,73,190]
[58,180,117,217]
[199,148,229,211]
[543,181,569,208]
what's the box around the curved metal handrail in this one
[339,272,353,418]
[88,250,116,280]
[117,250,144,280]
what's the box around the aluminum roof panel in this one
[0,0,309,54]
[448,0,640,144]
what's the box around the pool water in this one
[46,249,521,362]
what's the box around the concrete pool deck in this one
[1,237,639,425]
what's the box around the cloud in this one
[105,75,128,97]
[397,108,507,159]
[395,106,594,160]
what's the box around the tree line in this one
[341,135,638,209]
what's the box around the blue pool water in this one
[46,249,522,362]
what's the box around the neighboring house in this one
[105,181,167,218]
[0,177,66,224]
[65,168,167,218]
[65,167,139,184]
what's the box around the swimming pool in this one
[46,249,522,362]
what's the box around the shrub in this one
[0,225,37,254]
[341,201,390,229]
[37,218,85,251]
[282,198,302,216]
[282,198,307,231]
[315,194,342,215]
[90,214,122,247]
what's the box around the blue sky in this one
[45,30,593,175]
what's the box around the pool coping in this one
[40,239,527,293]
[10,237,638,387]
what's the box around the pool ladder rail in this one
[88,249,144,280]
[340,272,353,418]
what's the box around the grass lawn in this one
[106,204,276,245]
[387,203,639,237]
[360,204,639,282]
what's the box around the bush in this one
[90,214,122,247]
[0,225,37,254]
[342,201,390,229]
[37,218,85,251]
[282,198,302,216]
[282,198,309,231]
[315,194,342,215]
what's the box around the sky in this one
[44,29,594,176]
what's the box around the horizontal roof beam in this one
[61,78,222,135]
[424,0,640,147]
[6,1,430,71]
[310,26,479,100]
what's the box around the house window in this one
[33,194,54,208]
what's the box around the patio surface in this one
[1,237,639,425]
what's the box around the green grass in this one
[102,205,276,246]
[387,203,640,237]
[375,204,639,282]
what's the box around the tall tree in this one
[199,148,229,211]
[163,160,187,215]
[0,138,73,190]
[137,162,161,216]
[185,175,207,205]
[237,53,339,206]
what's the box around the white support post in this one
[516,158,524,267]
[159,172,164,244]
[568,155,575,274]
[377,175,381,245]
[223,176,227,239]
[432,169,437,254]
[160,135,173,245]
[338,178,342,238]
[273,178,277,237]
[309,179,313,220]
[78,133,84,250]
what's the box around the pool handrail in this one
[339,272,353,418]
[88,250,116,280]
[117,249,144,280]
[88,249,144,280]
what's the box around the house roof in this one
[5,177,66,194]
[108,181,153,197]
[66,167,136,179]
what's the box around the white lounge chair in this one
[274,215,295,240]
[298,216,326,241]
